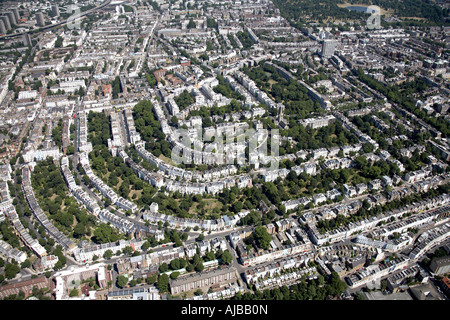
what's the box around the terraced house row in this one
[21,166,76,252]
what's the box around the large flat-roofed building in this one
[11,8,20,21]
[0,16,11,31]
[6,12,16,26]
[322,39,337,58]
[35,12,45,27]
[299,115,336,129]
[409,282,445,300]
[430,256,450,275]
[52,5,60,17]
[169,266,237,295]
[108,286,160,300]
[23,33,32,46]
[53,263,109,299]
[0,20,6,34]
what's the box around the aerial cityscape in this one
[0,0,449,305]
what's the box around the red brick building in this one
[153,69,167,83]
[0,276,51,299]
[440,277,450,297]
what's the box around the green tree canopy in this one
[253,226,272,250]
[117,275,128,288]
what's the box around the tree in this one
[196,233,205,241]
[142,241,151,251]
[327,272,347,296]
[146,274,157,285]
[93,223,120,244]
[195,262,204,272]
[55,36,64,48]
[362,143,374,153]
[129,279,138,287]
[170,259,181,270]
[231,201,243,213]
[174,90,194,111]
[69,289,79,297]
[103,249,113,260]
[253,226,272,250]
[172,232,183,247]
[355,156,368,169]
[206,18,217,29]
[157,274,169,293]
[52,245,67,270]
[20,259,31,269]
[187,18,196,29]
[112,76,121,99]
[194,289,203,296]
[73,223,86,238]
[122,246,134,255]
[117,275,128,288]
[186,263,194,272]
[4,263,20,279]
[119,180,130,198]
[145,73,157,88]
[317,275,325,286]
[262,182,281,205]
[205,251,216,262]
[220,250,233,265]
[159,262,169,273]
